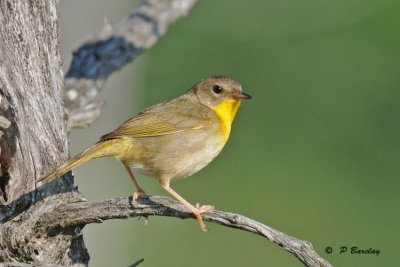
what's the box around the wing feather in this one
[100,97,211,140]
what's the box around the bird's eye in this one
[212,85,223,94]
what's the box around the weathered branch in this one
[64,0,198,132]
[36,195,333,267]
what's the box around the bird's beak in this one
[231,91,252,100]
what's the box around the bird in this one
[38,76,251,231]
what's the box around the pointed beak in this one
[231,91,252,100]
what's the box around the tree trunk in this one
[0,1,88,265]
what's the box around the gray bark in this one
[0,1,88,265]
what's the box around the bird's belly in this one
[172,138,223,179]
[129,130,226,181]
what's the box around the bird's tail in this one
[38,140,114,183]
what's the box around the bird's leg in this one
[160,180,214,232]
[123,162,145,200]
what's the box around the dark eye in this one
[212,85,223,94]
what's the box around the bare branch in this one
[36,195,333,267]
[127,258,144,267]
[64,0,198,132]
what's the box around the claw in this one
[133,189,146,200]
[195,203,215,213]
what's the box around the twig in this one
[64,0,198,132]
[127,258,144,267]
[36,195,333,267]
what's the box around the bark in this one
[0,1,88,265]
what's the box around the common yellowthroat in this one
[39,76,251,231]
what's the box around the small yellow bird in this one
[39,76,251,231]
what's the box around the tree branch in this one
[36,195,333,267]
[64,0,198,132]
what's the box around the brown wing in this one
[100,96,211,140]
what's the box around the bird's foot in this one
[195,203,215,213]
[132,189,146,200]
[193,203,215,232]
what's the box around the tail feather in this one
[38,141,111,183]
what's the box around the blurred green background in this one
[60,1,400,266]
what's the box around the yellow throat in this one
[213,99,241,143]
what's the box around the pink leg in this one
[123,162,145,199]
[160,179,214,232]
